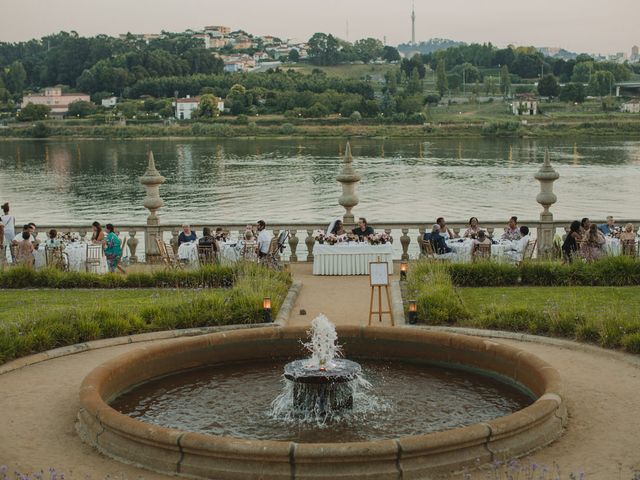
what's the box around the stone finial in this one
[534,149,560,217]
[139,151,166,221]
[336,142,361,225]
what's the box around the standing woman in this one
[1,203,15,251]
[91,221,105,244]
[104,224,122,273]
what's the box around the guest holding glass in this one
[463,217,481,239]
[580,223,606,261]
[436,217,455,240]
[501,216,521,241]
[178,224,197,246]
[352,217,374,241]
[104,224,122,273]
[562,221,582,263]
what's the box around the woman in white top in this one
[1,202,15,247]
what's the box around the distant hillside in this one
[397,38,462,56]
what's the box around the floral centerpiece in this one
[367,232,391,245]
[313,230,326,244]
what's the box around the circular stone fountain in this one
[77,324,567,479]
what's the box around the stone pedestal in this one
[139,151,166,262]
[534,150,559,258]
[336,142,361,226]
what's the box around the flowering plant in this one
[313,230,326,243]
[368,232,391,245]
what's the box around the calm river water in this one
[0,137,638,226]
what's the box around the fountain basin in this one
[77,326,567,479]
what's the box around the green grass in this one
[288,63,395,80]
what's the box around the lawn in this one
[0,289,203,323]
[289,62,395,81]
[458,286,640,319]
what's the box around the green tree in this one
[17,102,50,121]
[571,62,593,83]
[288,49,300,63]
[353,38,384,63]
[435,60,447,97]
[381,46,401,63]
[226,84,251,115]
[380,91,396,116]
[406,68,422,94]
[384,70,398,94]
[67,100,97,118]
[589,70,615,97]
[194,94,220,118]
[537,74,560,98]
[559,83,586,103]
[308,33,340,66]
[483,76,497,95]
[500,65,511,97]
[6,61,27,94]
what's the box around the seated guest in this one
[463,217,481,238]
[598,216,618,236]
[13,224,36,244]
[436,217,455,240]
[178,224,197,246]
[580,217,591,235]
[214,227,228,242]
[580,223,606,261]
[256,220,273,258]
[504,226,530,263]
[619,223,636,242]
[429,224,452,255]
[44,229,61,248]
[472,230,492,258]
[91,221,105,244]
[199,227,219,251]
[352,217,374,240]
[562,221,582,263]
[501,216,521,242]
[16,231,35,267]
[328,219,346,236]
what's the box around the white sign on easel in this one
[368,261,394,325]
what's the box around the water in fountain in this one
[271,315,377,422]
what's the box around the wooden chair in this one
[517,239,537,265]
[165,241,183,269]
[240,240,258,262]
[9,243,18,265]
[155,238,168,264]
[259,236,281,269]
[621,239,637,258]
[418,238,437,260]
[85,244,103,273]
[197,244,218,265]
[45,245,69,271]
[473,243,492,262]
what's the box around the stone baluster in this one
[385,228,393,244]
[288,230,299,262]
[453,227,461,237]
[139,151,166,262]
[127,231,139,263]
[535,149,560,258]
[400,229,411,261]
[305,229,315,262]
[417,228,425,246]
[170,229,179,253]
[79,230,87,243]
[487,227,495,239]
[336,142,361,226]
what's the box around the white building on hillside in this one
[21,87,90,118]
[174,96,225,120]
[101,96,118,108]
[621,100,640,113]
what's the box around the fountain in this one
[280,315,364,415]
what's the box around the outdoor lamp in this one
[400,261,408,281]
[263,297,272,323]
[408,300,417,325]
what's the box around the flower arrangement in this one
[313,230,326,244]
[368,232,391,245]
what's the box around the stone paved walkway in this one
[286,263,397,328]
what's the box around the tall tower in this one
[411,2,416,45]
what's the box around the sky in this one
[0,0,637,55]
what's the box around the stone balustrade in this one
[34,219,639,263]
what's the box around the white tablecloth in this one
[446,239,512,263]
[33,242,106,273]
[312,243,394,275]
[605,237,620,256]
[177,241,239,266]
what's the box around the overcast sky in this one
[1,0,637,55]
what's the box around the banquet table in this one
[33,242,107,273]
[445,239,514,263]
[312,243,394,276]
[177,241,239,266]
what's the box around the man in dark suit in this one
[426,224,452,254]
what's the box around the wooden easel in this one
[368,260,394,326]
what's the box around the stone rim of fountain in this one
[77,326,566,479]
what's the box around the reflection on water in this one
[0,137,638,225]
